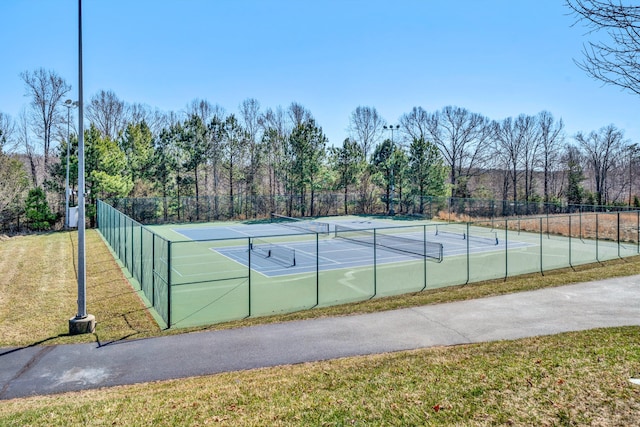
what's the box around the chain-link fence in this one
[97,199,640,329]
[105,194,640,226]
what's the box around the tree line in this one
[1,68,639,230]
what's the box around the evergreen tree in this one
[119,120,155,196]
[179,115,209,219]
[371,139,394,213]
[330,138,364,215]
[85,124,134,202]
[24,187,56,230]
[288,119,327,216]
[565,146,585,206]
[408,137,448,213]
[0,154,29,225]
[221,115,247,218]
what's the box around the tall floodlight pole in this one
[383,124,400,216]
[69,0,95,334]
[63,99,78,229]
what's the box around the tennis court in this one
[170,218,528,278]
[97,201,640,329]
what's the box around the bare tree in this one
[239,98,263,216]
[127,103,168,135]
[0,112,15,153]
[185,98,226,196]
[537,111,565,204]
[567,0,640,95]
[17,109,38,186]
[399,106,430,142]
[261,106,289,137]
[86,90,127,139]
[20,68,71,174]
[517,114,542,203]
[424,106,493,197]
[575,124,626,205]
[493,117,524,203]
[260,106,290,205]
[287,102,313,127]
[186,98,213,123]
[348,106,385,158]
[186,98,225,124]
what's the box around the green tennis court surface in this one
[98,201,639,329]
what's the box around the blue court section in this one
[179,221,534,277]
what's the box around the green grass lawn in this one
[0,230,639,425]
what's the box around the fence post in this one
[596,213,600,262]
[569,215,573,268]
[371,229,377,299]
[138,222,143,291]
[540,217,544,275]
[617,212,621,258]
[152,233,155,307]
[580,211,583,240]
[465,222,470,284]
[130,219,134,279]
[421,225,427,291]
[248,237,252,317]
[504,219,508,280]
[316,233,320,307]
[167,240,172,328]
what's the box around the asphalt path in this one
[1,275,639,400]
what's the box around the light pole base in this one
[69,314,96,335]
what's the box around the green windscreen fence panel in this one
[97,199,640,330]
[250,233,318,317]
[542,215,571,271]
[140,227,154,301]
[466,221,505,284]
[597,212,622,261]
[132,221,143,289]
[429,223,470,288]
[375,226,429,296]
[153,234,170,326]
[320,229,375,306]
[569,212,598,266]
[170,238,249,328]
[124,215,133,275]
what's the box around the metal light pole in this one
[383,124,400,216]
[63,99,78,228]
[69,0,95,335]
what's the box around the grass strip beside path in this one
[0,327,638,426]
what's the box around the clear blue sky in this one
[1,0,639,147]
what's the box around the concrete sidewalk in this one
[1,276,639,400]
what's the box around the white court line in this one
[211,246,295,278]
[225,227,254,237]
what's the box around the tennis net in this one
[250,238,296,267]
[271,213,330,234]
[435,224,499,245]
[334,225,443,262]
